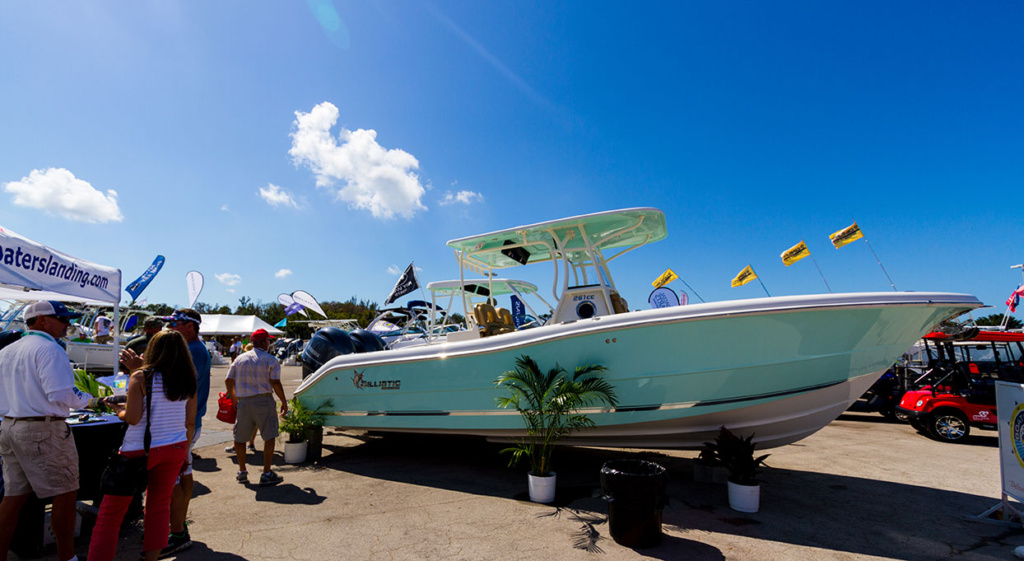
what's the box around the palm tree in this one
[495,355,618,476]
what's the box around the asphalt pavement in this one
[13,364,1024,561]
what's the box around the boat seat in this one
[495,307,516,333]
[473,303,511,337]
[610,292,629,314]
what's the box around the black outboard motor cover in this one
[300,327,356,379]
[0,331,23,353]
[349,329,386,353]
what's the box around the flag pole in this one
[863,238,896,291]
[809,254,832,293]
[756,274,771,298]
[679,277,705,303]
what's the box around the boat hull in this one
[295,292,980,449]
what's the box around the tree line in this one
[139,296,382,339]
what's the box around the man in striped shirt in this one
[225,329,287,487]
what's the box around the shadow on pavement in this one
[175,542,249,560]
[314,431,1022,560]
[251,483,327,505]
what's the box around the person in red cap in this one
[224,328,287,486]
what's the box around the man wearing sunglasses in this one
[0,301,97,561]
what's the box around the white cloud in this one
[289,102,427,219]
[3,168,123,223]
[216,273,242,286]
[226,288,236,294]
[275,269,292,278]
[259,183,299,208]
[439,190,484,206]
[221,204,230,211]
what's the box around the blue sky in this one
[1,1,1022,320]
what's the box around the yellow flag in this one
[652,268,678,288]
[781,241,810,267]
[830,222,864,249]
[731,265,757,287]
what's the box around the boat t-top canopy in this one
[446,208,666,270]
[426,279,539,298]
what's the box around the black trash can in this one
[600,459,667,548]
[305,425,324,462]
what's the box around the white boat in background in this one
[0,286,151,373]
[295,208,983,449]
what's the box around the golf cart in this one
[897,330,1024,443]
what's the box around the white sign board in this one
[0,225,121,303]
[996,381,1024,503]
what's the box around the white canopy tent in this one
[0,225,121,303]
[199,314,284,337]
[0,224,123,371]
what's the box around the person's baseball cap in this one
[162,309,201,326]
[250,328,275,342]
[143,317,164,329]
[24,300,83,321]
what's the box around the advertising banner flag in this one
[291,290,327,318]
[126,255,165,303]
[829,222,864,249]
[731,265,757,287]
[285,302,306,316]
[0,224,121,303]
[652,268,678,288]
[648,287,680,308]
[384,263,419,306]
[510,294,527,328]
[186,271,204,308]
[781,241,811,266]
[274,318,287,328]
[278,293,308,317]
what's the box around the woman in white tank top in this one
[88,330,197,561]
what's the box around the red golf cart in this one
[897,330,1024,443]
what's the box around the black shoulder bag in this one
[100,371,154,496]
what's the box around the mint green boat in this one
[295,208,981,449]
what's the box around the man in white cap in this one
[0,301,97,561]
[226,328,287,487]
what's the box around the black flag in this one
[384,263,419,306]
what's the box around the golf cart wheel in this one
[928,410,970,443]
[893,409,910,423]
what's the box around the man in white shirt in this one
[229,337,242,361]
[0,301,96,561]
[92,311,113,344]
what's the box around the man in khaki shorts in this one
[225,329,287,487]
[0,301,97,561]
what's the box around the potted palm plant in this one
[714,426,770,513]
[495,355,618,503]
[279,398,332,464]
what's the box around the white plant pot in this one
[727,481,760,513]
[284,440,307,464]
[528,472,556,503]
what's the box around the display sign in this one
[996,381,1024,503]
[0,224,121,303]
